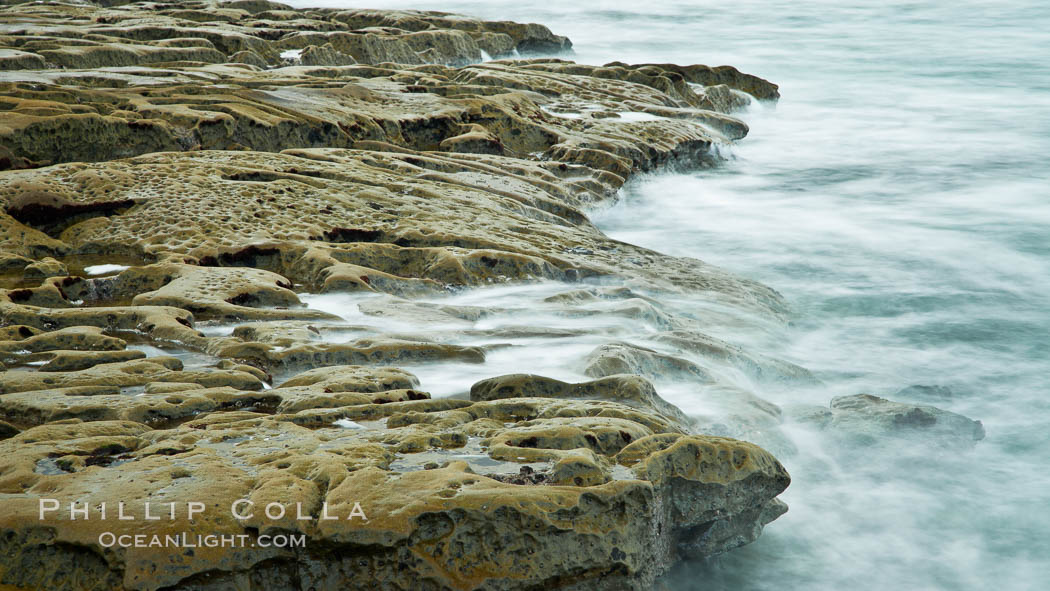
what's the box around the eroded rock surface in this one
[0,1,792,589]
[0,367,790,591]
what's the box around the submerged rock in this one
[790,394,985,449]
[583,341,716,382]
[895,384,955,401]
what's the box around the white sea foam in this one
[83,264,129,275]
[334,419,366,429]
[613,111,664,122]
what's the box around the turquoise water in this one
[293,1,1050,588]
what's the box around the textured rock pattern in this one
[0,374,790,591]
[0,1,791,590]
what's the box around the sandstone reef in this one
[0,1,792,589]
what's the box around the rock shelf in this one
[0,1,791,589]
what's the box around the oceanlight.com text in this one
[97,532,307,549]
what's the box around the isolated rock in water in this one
[792,394,985,449]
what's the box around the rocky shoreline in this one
[0,1,804,589]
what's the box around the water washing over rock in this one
[0,1,822,589]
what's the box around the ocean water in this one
[289,1,1050,588]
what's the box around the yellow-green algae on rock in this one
[0,1,790,589]
[0,376,789,591]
